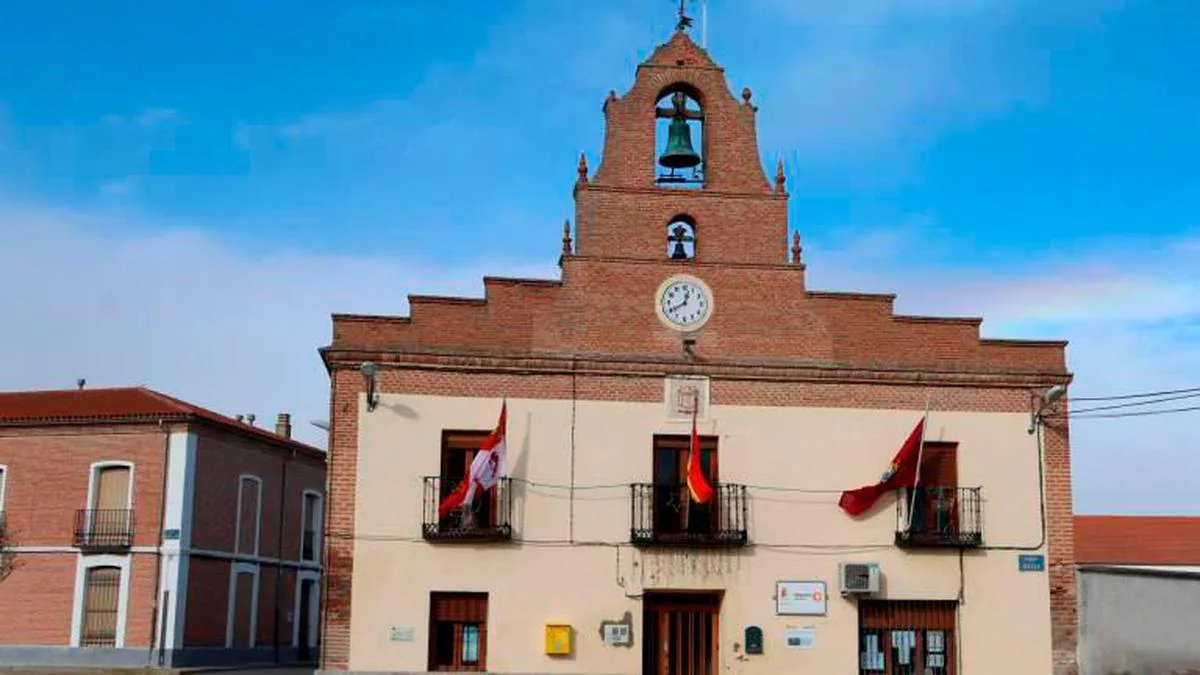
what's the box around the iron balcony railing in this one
[895,486,983,548]
[422,476,513,542]
[74,509,135,550]
[630,482,748,548]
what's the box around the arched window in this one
[655,84,705,188]
[666,215,697,260]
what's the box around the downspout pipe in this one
[273,447,294,663]
[148,418,172,666]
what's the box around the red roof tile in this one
[0,386,324,457]
[1075,515,1200,566]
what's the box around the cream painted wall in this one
[349,393,1053,674]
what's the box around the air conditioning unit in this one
[838,562,881,595]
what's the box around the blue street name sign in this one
[1018,554,1045,572]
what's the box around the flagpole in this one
[905,394,931,532]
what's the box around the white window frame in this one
[291,569,322,648]
[86,460,136,510]
[298,490,323,562]
[0,464,8,512]
[225,561,260,648]
[70,554,131,648]
[233,474,263,557]
[84,461,135,534]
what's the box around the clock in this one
[655,274,714,331]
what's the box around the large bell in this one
[658,117,701,170]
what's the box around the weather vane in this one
[675,0,694,31]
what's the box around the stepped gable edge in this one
[327,277,1066,374]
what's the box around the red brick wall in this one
[0,552,158,648]
[321,368,358,670]
[191,426,324,557]
[0,425,167,648]
[185,425,325,650]
[0,553,76,644]
[1043,410,1077,674]
[0,424,167,549]
[184,556,230,647]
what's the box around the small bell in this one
[659,117,702,170]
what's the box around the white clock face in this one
[657,275,713,330]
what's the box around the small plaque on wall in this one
[665,375,710,421]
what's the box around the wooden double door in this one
[643,592,720,675]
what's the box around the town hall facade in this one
[319,24,1077,675]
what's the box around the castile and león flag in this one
[437,401,508,521]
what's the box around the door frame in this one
[642,590,722,675]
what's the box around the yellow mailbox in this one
[545,624,572,656]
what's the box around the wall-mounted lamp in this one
[1028,383,1067,434]
[361,361,380,412]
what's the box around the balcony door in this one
[652,435,718,537]
[89,464,131,544]
[911,444,958,536]
[439,431,497,532]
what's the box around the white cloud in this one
[0,200,557,449]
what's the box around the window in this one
[652,434,718,536]
[906,444,957,533]
[429,592,488,672]
[235,475,262,556]
[81,566,122,647]
[225,563,259,648]
[79,462,134,548]
[300,491,322,562]
[438,431,499,532]
[897,443,982,547]
[858,600,956,674]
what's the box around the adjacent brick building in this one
[0,386,326,668]
[319,24,1078,675]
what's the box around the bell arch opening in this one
[655,84,705,189]
[666,215,697,260]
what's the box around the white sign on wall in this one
[389,626,414,642]
[786,625,816,650]
[775,581,827,616]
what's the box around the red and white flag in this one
[437,402,507,521]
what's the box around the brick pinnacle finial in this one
[562,219,573,255]
[791,231,803,265]
[742,87,752,104]
[577,153,589,183]
[775,158,786,192]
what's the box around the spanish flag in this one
[685,403,714,504]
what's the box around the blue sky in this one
[1,1,1197,514]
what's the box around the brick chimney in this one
[275,413,292,439]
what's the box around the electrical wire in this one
[1065,390,1200,415]
[1060,404,1200,420]
[1069,385,1200,402]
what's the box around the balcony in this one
[422,476,513,542]
[630,483,748,548]
[74,509,135,551]
[895,486,983,548]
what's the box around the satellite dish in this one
[311,419,330,432]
